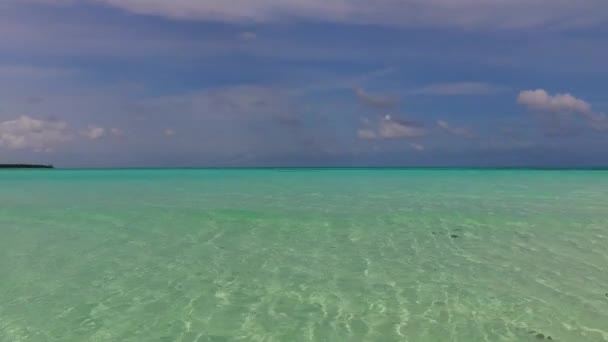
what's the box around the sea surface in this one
[1,169,608,341]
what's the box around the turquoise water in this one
[1,169,608,341]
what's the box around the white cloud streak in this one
[437,120,475,138]
[354,88,400,109]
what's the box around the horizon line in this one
[11,166,608,171]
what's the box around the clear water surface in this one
[1,169,607,341]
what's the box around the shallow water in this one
[1,169,608,341]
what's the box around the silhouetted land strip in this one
[0,164,54,169]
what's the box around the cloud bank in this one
[15,0,608,29]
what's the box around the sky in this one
[1,0,607,168]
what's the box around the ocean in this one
[1,169,607,341]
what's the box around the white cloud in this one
[31,0,608,30]
[517,89,608,132]
[437,120,475,138]
[378,117,427,138]
[517,89,591,114]
[0,115,71,152]
[359,115,427,140]
[81,126,106,140]
[411,82,504,95]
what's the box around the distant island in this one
[0,164,54,169]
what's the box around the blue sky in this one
[1,0,607,167]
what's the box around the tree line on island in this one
[0,164,54,169]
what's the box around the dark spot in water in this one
[536,333,545,339]
[432,232,437,235]
[451,235,459,238]
[455,228,462,231]
[547,336,552,340]
[528,330,537,334]
[605,293,608,297]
